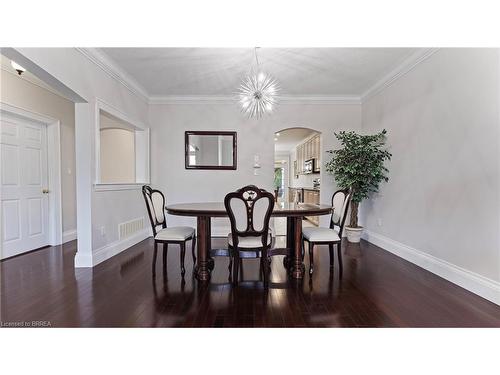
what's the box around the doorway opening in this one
[273,127,322,235]
[0,52,81,260]
[274,164,285,200]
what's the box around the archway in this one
[273,127,322,235]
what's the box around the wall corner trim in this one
[361,48,440,102]
[76,48,150,103]
[362,230,500,306]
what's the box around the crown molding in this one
[279,95,361,105]
[75,48,149,103]
[361,48,440,102]
[78,47,438,107]
[73,50,362,106]
[149,95,361,105]
[149,95,234,104]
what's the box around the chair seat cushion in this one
[227,232,272,248]
[155,226,195,241]
[302,227,340,242]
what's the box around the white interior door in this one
[1,115,49,259]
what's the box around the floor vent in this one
[119,217,144,240]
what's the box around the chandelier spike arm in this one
[235,47,280,118]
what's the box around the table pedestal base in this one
[285,216,304,279]
[196,215,306,281]
[195,216,211,281]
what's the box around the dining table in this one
[166,201,333,281]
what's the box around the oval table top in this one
[166,201,333,218]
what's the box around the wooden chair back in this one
[329,189,351,236]
[224,185,274,248]
[142,185,167,236]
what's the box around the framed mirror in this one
[185,131,237,170]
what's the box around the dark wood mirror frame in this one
[185,131,237,170]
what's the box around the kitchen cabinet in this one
[303,189,320,225]
[299,144,304,173]
[289,187,320,225]
[294,134,321,175]
[313,134,320,171]
[303,190,314,204]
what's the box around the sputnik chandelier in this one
[236,47,280,118]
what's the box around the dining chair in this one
[142,185,196,277]
[224,185,275,285]
[302,189,351,277]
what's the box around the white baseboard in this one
[74,252,93,268]
[62,229,77,243]
[362,230,500,306]
[92,228,150,267]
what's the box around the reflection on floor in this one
[1,237,499,327]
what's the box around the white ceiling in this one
[99,48,418,97]
[275,128,318,153]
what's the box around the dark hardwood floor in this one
[1,237,499,327]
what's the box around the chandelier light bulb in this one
[236,48,280,119]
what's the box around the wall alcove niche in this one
[94,100,150,191]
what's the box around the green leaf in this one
[325,129,391,226]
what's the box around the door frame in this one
[274,152,290,202]
[1,102,63,247]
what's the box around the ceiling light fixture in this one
[11,61,26,76]
[236,47,280,119]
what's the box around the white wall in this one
[0,69,76,236]
[361,49,500,302]
[149,100,361,232]
[12,48,150,266]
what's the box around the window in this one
[95,102,149,189]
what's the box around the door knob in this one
[42,189,49,194]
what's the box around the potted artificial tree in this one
[325,129,391,243]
